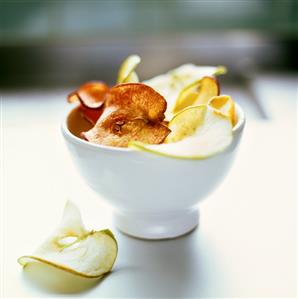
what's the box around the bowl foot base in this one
[113,209,199,240]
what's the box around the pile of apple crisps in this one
[68,55,237,159]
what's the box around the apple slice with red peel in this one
[68,81,109,125]
[82,115,170,147]
[130,105,233,159]
[117,55,141,83]
[83,83,170,147]
[172,76,219,114]
[104,83,167,122]
[68,81,109,109]
[18,201,118,278]
[79,105,103,125]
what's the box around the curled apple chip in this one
[105,83,167,122]
[68,81,109,109]
[172,76,220,114]
[117,55,141,83]
[68,81,109,125]
[209,95,237,126]
[83,116,170,147]
[168,64,226,88]
[144,64,226,119]
[83,83,170,147]
[18,201,118,278]
[129,105,233,159]
[79,104,103,125]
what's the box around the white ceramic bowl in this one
[62,104,245,239]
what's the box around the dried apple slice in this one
[169,64,226,84]
[83,83,170,147]
[105,83,167,122]
[172,76,219,114]
[117,55,141,83]
[129,105,233,159]
[144,64,226,92]
[68,81,109,124]
[83,115,170,147]
[208,95,237,126]
[68,81,109,109]
[18,201,118,278]
[144,64,226,119]
[79,104,103,125]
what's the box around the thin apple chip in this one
[173,76,220,114]
[130,105,233,159]
[18,201,118,278]
[105,83,167,122]
[68,81,109,109]
[83,115,170,147]
[117,55,141,84]
[144,64,226,119]
[83,83,170,147]
[79,104,103,125]
[208,95,237,126]
[68,81,109,125]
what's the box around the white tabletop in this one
[2,74,297,298]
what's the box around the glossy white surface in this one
[61,105,244,239]
[2,75,297,297]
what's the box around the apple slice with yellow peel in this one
[144,64,226,120]
[117,54,141,83]
[129,105,233,159]
[209,95,237,126]
[18,201,118,278]
[172,76,219,114]
[168,64,226,86]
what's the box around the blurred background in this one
[1,0,297,119]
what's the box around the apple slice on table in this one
[130,105,233,159]
[209,95,237,126]
[172,76,220,114]
[117,54,141,83]
[18,201,118,278]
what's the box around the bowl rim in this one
[61,103,245,153]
